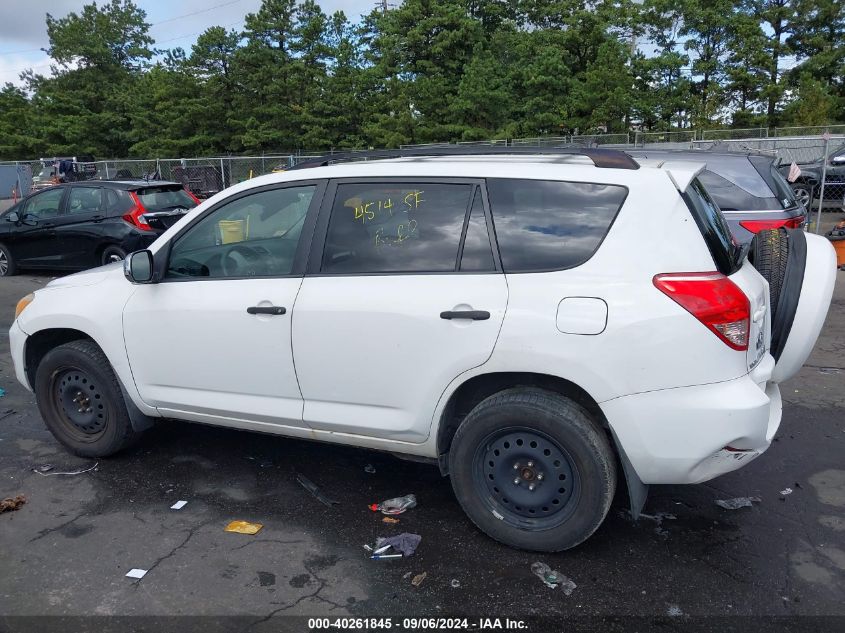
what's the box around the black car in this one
[777,142,845,210]
[0,180,199,276]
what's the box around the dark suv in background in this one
[778,142,845,210]
[0,180,198,276]
[626,149,804,244]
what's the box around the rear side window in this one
[136,186,197,211]
[683,179,742,275]
[486,179,627,272]
[321,183,473,274]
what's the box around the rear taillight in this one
[122,192,153,231]
[184,188,201,204]
[653,272,750,350]
[739,216,804,233]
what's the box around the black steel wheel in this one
[449,388,616,552]
[35,340,141,457]
[474,428,580,529]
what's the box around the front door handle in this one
[440,310,490,321]
[247,306,286,315]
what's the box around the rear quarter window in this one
[486,179,627,272]
[136,186,197,211]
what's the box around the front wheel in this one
[34,340,141,457]
[449,388,616,552]
[0,243,18,276]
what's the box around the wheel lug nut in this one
[513,463,519,470]
[527,461,534,467]
[528,484,536,491]
[513,478,521,485]
[537,474,544,481]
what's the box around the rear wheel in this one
[101,246,127,266]
[0,243,18,276]
[449,388,616,552]
[749,228,788,319]
[34,340,140,457]
[791,183,813,211]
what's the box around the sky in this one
[0,0,378,85]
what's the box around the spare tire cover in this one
[749,228,806,361]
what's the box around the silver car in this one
[626,149,805,244]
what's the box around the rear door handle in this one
[440,310,490,321]
[247,306,286,315]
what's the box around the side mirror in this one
[21,213,38,226]
[831,155,845,165]
[123,250,155,283]
[5,212,19,223]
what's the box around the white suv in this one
[8,148,837,551]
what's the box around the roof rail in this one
[287,146,640,171]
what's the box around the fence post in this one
[220,158,226,189]
[104,162,110,179]
[156,158,161,177]
[815,133,830,234]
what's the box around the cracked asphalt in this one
[1,262,844,628]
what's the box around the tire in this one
[448,388,616,552]
[791,183,813,211]
[34,340,140,457]
[101,246,127,266]
[0,243,18,276]
[749,228,789,322]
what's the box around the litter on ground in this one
[411,572,427,587]
[780,488,793,496]
[296,473,339,507]
[450,579,461,588]
[369,494,417,515]
[125,569,148,579]
[382,517,400,524]
[224,520,263,535]
[375,533,422,557]
[33,462,98,477]
[531,562,576,595]
[715,497,761,510]
[0,495,26,513]
[170,500,188,510]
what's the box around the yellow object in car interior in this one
[15,294,34,320]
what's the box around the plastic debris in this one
[170,500,188,510]
[364,464,376,474]
[296,473,339,507]
[402,571,412,580]
[34,464,54,473]
[0,495,26,513]
[780,488,793,496]
[369,494,417,515]
[33,462,98,477]
[0,387,5,397]
[667,604,683,617]
[371,553,403,560]
[375,533,422,557]
[450,579,461,588]
[715,497,761,510]
[125,569,148,580]
[531,562,576,595]
[411,572,427,587]
[382,517,400,524]
[224,520,263,535]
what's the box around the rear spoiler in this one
[656,161,706,192]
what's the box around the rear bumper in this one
[9,320,31,392]
[601,361,781,485]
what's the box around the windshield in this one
[682,179,742,275]
[136,186,197,211]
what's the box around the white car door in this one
[123,182,325,427]
[292,179,508,442]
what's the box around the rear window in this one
[487,179,627,272]
[135,186,197,211]
[683,179,742,275]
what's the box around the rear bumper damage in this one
[602,355,781,485]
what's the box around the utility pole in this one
[375,0,393,14]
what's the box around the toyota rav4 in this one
[8,147,837,551]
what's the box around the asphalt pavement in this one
[0,262,844,631]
